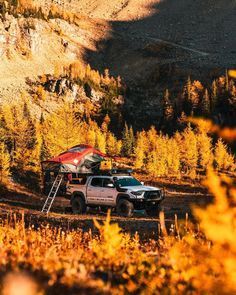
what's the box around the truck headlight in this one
[131,191,143,196]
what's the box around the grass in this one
[0,168,235,294]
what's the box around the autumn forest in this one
[0,0,236,294]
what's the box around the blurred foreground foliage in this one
[0,167,235,294]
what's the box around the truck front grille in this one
[144,191,161,200]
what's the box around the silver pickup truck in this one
[66,174,165,217]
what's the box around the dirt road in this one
[0,178,212,237]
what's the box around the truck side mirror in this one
[107,183,115,188]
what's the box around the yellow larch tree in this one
[96,130,106,153]
[180,124,198,178]
[134,130,148,170]
[214,139,235,171]
[43,102,84,156]
[166,137,181,177]
[106,132,122,156]
[1,102,38,171]
[197,129,213,171]
[0,142,11,182]
[146,131,167,177]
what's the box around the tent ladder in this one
[41,174,64,214]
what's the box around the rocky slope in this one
[0,0,236,127]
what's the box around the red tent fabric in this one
[41,144,108,173]
[46,144,106,165]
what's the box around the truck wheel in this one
[146,204,160,217]
[117,199,134,217]
[71,196,86,214]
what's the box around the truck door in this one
[87,177,103,204]
[102,178,116,206]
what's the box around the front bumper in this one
[131,188,165,209]
[144,188,165,201]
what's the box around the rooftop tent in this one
[41,144,108,174]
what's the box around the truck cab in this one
[66,172,165,217]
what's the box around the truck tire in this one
[71,196,86,214]
[146,204,160,217]
[117,199,134,217]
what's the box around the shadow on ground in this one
[82,0,236,129]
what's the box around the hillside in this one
[0,0,236,126]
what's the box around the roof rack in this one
[95,168,134,176]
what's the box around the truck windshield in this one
[115,177,141,187]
